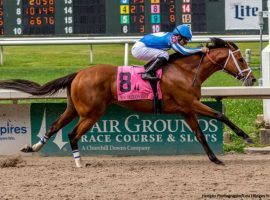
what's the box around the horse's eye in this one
[239,58,244,63]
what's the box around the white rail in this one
[0,35,269,66]
[0,87,269,102]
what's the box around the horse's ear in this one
[206,41,214,49]
[226,41,238,50]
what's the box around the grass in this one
[0,41,268,152]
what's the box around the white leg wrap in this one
[73,150,82,168]
[32,135,48,152]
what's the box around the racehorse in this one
[0,38,256,167]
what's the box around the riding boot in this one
[142,57,167,81]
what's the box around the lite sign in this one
[225,0,262,30]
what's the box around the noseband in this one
[206,49,252,82]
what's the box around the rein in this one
[206,49,252,82]
[192,54,204,87]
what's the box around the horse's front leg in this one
[184,113,224,165]
[192,101,253,144]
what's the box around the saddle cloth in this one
[117,66,162,101]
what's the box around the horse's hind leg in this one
[68,115,101,168]
[193,101,253,144]
[184,113,223,165]
[21,103,78,153]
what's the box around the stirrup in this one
[141,73,160,81]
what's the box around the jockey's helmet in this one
[172,25,192,41]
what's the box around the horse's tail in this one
[0,72,77,96]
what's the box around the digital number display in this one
[120,0,145,34]
[1,0,105,36]
[0,0,208,36]
[22,0,55,34]
[180,0,192,30]
[160,0,176,32]
[150,0,176,33]
[180,0,207,33]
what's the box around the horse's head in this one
[206,38,256,86]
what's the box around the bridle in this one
[206,49,252,82]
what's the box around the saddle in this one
[117,66,163,114]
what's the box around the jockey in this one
[131,24,209,81]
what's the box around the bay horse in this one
[0,38,256,167]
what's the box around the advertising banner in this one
[225,0,262,30]
[31,103,223,156]
[0,105,31,155]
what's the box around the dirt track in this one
[0,154,270,200]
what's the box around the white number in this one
[13,28,22,35]
[65,17,73,24]
[16,8,21,15]
[64,27,73,34]
[65,0,72,4]
[152,25,160,33]
[122,16,129,24]
[64,7,73,14]
[16,18,22,25]
[16,0,21,6]
[122,25,128,33]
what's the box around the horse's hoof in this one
[245,137,254,144]
[214,159,225,165]
[75,159,83,168]
[20,145,34,153]
[211,157,225,165]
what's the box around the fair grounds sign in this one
[0,103,223,156]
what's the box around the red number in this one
[36,17,42,25]
[44,17,54,24]
[132,0,144,4]
[29,7,35,15]
[170,15,175,23]
[139,14,144,23]
[170,5,175,13]
[42,7,48,14]
[29,17,35,25]
[182,4,191,13]
[140,25,145,33]
[49,17,55,24]
[29,0,34,6]
[49,6,54,14]
[140,5,144,12]
[130,5,136,13]
[131,15,136,23]
[42,0,48,5]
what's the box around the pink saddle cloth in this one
[117,66,162,101]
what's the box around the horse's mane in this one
[206,37,239,50]
[168,37,239,62]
